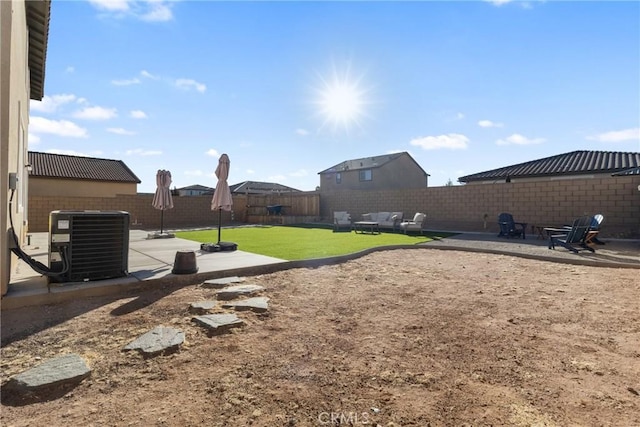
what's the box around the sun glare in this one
[313,64,370,133]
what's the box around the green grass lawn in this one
[176,225,454,260]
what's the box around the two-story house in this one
[318,152,429,192]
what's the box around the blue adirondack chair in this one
[587,214,606,245]
[497,213,527,239]
[548,215,594,253]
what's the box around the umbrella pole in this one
[217,208,222,243]
[160,209,164,234]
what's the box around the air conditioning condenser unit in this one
[49,210,129,283]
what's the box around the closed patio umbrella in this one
[152,169,174,235]
[211,154,236,249]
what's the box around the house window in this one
[336,173,342,184]
[359,169,372,181]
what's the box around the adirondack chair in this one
[548,215,594,253]
[497,213,527,239]
[586,214,605,245]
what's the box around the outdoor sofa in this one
[361,212,404,231]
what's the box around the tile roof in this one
[177,185,215,192]
[230,181,302,194]
[612,166,640,176]
[319,151,429,176]
[458,150,640,183]
[28,152,141,183]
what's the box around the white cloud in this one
[289,169,308,177]
[485,0,540,9]
[88,0,130,12]
[45,148,103,157]
[478,119,504,128]
[587,128,640,143]
[456,112,465,120]
[206,149,220,157]
[485,0,513,6]
[296,128,310,136]
[410,133,469,150]
[73,106,118,120]
[141,2,173,22]
[267,174,286,182]
[175,78,207,93]
[140,70,159,80]
[88,0,173,21]
[130,110,148,119]
[30,94,77,113]
[246,169,255,175]
[125,148,162,156]
[496,133,546,145]
[65,66,75,73]
[28,133,41,144]
[185,170,204,176]
[30,116,88,138]
[112,77,141,86]
[107,127,136,135]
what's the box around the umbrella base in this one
[200,242,238,252]
[218,241,238,251]
[147,232,175,239]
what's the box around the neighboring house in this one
[458,150,640,184]
[1,0,51,296]
[28,151,141,197]
[230,181,302,195]
[176,184,214,196]
[318,152,429,192]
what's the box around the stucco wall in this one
[29,177,137,197]
[1,0,30,296]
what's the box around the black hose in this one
[8,189,69,278]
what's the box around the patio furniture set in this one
[497,211,606,254]
[333,211,427,235]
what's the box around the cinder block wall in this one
[27,176,640,237]
[28,194,248,233]
[320,176,640,237]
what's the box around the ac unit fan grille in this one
[67,215,128,282]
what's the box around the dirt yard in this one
[1,249,639,426]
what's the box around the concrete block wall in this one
[28,194,248,233]
[26,176,639,237]
[320,176,640,237]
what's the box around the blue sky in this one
[29,0,640,193]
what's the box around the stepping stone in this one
[123,326,185,356]
[3,354,91,399]
[201,276,244,289]
[216,284,264,300]
[222,297,270,313]
[189,300,217,314]
[192,314,244,335]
